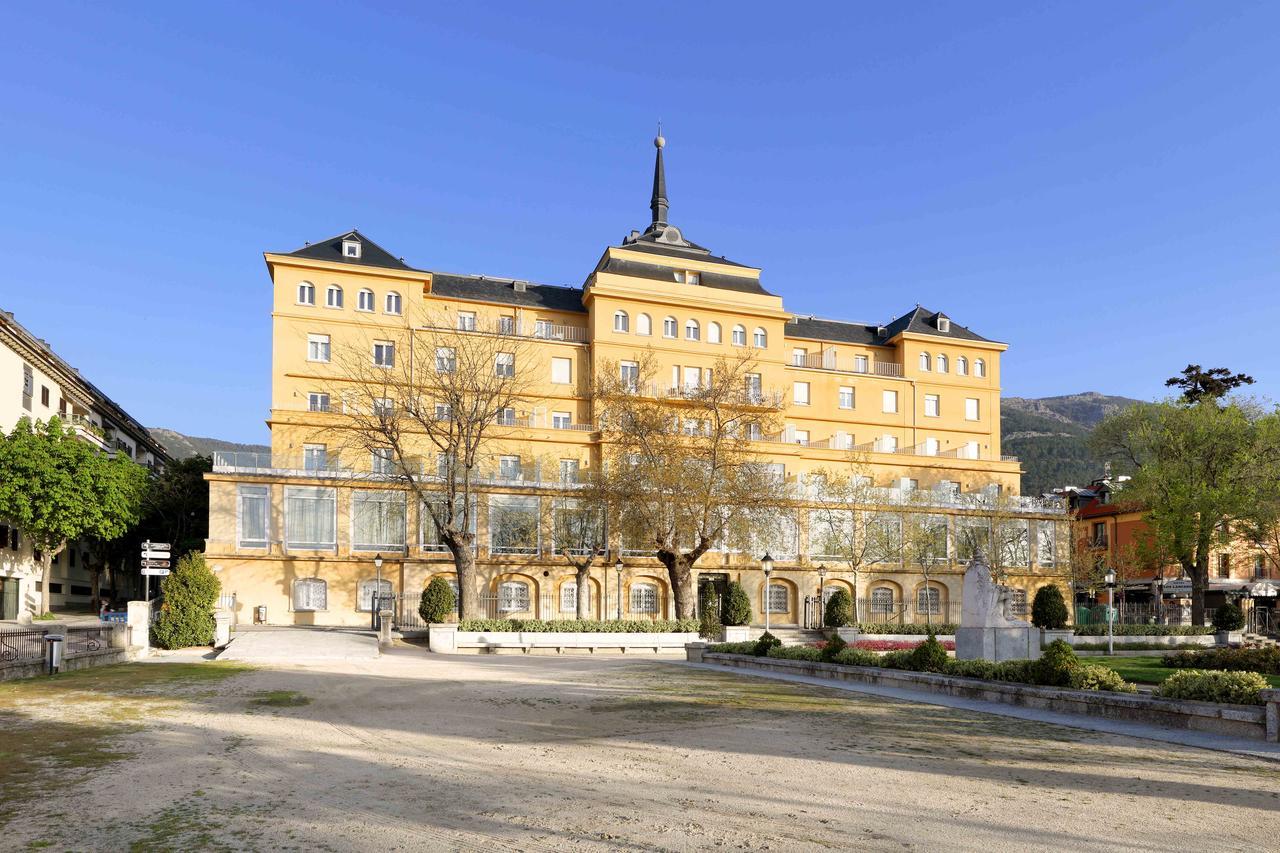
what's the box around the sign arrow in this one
[141,568,171,576]
[141,559,171,569]
[141,550,171,560]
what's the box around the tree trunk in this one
[450,533,479,620]
[1189,555,1208,627]
[576,564,593,620]
[38,551,53,616]
[658,552,697,620]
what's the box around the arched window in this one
[663,317,678,338]
[498,580,530,612]
[636,313,652,336]
[357,289,374,311]
[916,585,941,616]
[919,352,931,371]
[613,311,629,333]
[292,577,327,612]
[629,582,658,614]
[708,321,722,344]
[957,356,968,376]
[297,282,316,305]
[870,587,895,615]
[936,354,948,373]
[975,358,986,378]
[685,319,700,341]
[732,325,747,346]
[765,582,789,614]
[357,578,393,612]
[385,292,402,315]
[753,327,767,348]
[326,285,343,308]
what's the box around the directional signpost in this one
[141,541,172,600]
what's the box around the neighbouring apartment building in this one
[205,137,1068,628]
[0,309,170,618]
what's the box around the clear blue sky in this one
[3,2,1277,444]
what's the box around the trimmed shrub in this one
[854,622,958,635]
[1071,665,1137,693]
[753,631,782,657]
[820,634,847,662]
[1071,641,1208,652]
[1157,669,1268,705]
[833,647,880,667]
[1029,640,1079,687]
[878,650,915,670]
[1031,585,1069,630]
[698,604,722,640]
[1164,646,1280,675]
[457,618,699,633]
[908,633,950,673]
[708,641,757,655]
[1212,602,1245,632]
[767,645,823,662]
[150,552,220,650]
[723,582,752,627]
[993,660,1036,684]
[823,588,854,627]
[1073,624,1212,636]
[419,577,456,624]
[945,659,998,680]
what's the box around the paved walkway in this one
[684,660,1280,762]
[217,626,379,663]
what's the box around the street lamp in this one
[761,552,774,633]
[816,564,828,629]
[372,553,384,631]
[1105,566,1117,656]
[615,557,624,620]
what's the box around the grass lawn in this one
[1086,656,1280,688]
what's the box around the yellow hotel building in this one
[205,138,1068,629]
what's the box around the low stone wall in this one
[1066,634,1215,648]
[697,650,1274,742]
[429,624,699,654]
[0,647,130,683]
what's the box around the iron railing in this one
[386,590,659,629]
[0,629,47,663]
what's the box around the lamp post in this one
[761,552,774,634]
[372,553,384,631]
[615,557,624,620]
[816,564,828,629]
[1105,567,1116,656]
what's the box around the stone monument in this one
[955,553,1040,662]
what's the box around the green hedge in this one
[1071,641,1209,652]
[1164,646,1280,675]
[1072,624,1213,636]
[852,623,958,635]
[458,618,699,633]
[1157,670,1268,705]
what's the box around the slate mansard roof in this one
[787,306,996,347]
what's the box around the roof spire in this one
[650,123,668,227]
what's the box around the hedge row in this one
[1164,646,1280,676]
[849,623,958,635]
[457,618,700,633]
[1071,641,1209,652]
[1072,624,1213,636]
[1157,670,1269,705]
[714,638,1135,694]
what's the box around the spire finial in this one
[650,124,668,227]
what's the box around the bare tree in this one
[589,349,788,619]
[898,490,952,626]
[324,315,541,619]
[808,454,878,621]
[549,490,608,619]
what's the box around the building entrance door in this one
[697,573,729,620]
[0,577,18,620]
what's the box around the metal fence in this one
[0,624,127,666]
[0,629,48,663]
[1075,603,1219,627]
[803,597,963,629]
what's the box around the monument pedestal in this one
[956,626,1039,662]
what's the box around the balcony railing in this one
[212,451,589,490]
[425,318,589,344]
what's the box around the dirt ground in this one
[3,648,1279,852]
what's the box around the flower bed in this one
[849,622,958,635]
[851,639,955,652]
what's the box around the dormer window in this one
[342,238,362,259]
[673,270,701,285]
[937,315,951,333]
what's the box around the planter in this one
[1041,629,1072,647]
[1066,633,1214,648]
[720,625,752,643]
[436,629,700,655]
[1216,630,1244,646]
[685,642,707,663]
[835,627,860,642]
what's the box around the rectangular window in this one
[924,394,940,418]
[495,407,516,426]
[965,398,980,421]
[1256,554,1267,577]
[1092,521,1108,547]
[551,357,572,384]
[808,508,853,561]
[1218,553,1230,579]
[745,373,762,402]
[21,364,33,410]
[307,334,330,362]
[490,494,540,555]
[238,485,269,548]
[854,355,869,373]
[308,393,330,413]
[494,352,514,377]
[999,520,1030,567]
[420,496,475,551]
[435,347,456,373]
[882,390,898,413]
[792,347,808,367]
[620,361,639,389]
[285,486,336,550]
[457,311,476,331]
[371,447,394,475]
[351,490,407,552]
[838,387,854,409]
[552,498,604,556]
[552,411,571,429]
[434,403,452,421]
[373,397,394,417]
[793,429,809,445]
[373,341,395,368]
[559,459,580,483]
[499,455,522,480]
[793,381,810,405]
[1036,520,1056,566]
[302,444,327,471]
[498,315,516,335]
[40,386,49,407]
